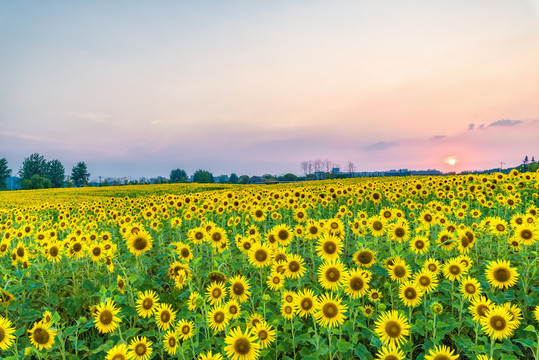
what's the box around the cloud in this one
[433,135,446,140]
[364,141,399,151]
[67,112,113,123]
[468,123,475,130]
[488,119,522,127]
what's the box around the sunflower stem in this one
[490,336,496,359]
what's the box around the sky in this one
[1,1,539,179]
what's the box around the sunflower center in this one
[214,311,225,323]
[448,265,461,275]
[212,288,222,298]
[111,354,126,360]
[371,292,379,299]
[132,236,149,250]
[385,321,402,338]
[234,338,251,355]
[395,228,405,238]
[521,230,533,240]
[229,305,238,314]
[415,240,425,249]
[272,276,281,284]
[142,298,153,310]
[33,327,50,344]
[493,268,510,282]
[259,329,268,340]
[373,221,383,231]
[357,251,373,264]
[99,310,113,325]
[393,265,406,278]
[255,210,263,218]
[73,243,82,252]
[169,336,177,347]
[182,325,190,334]
[301,298,313,310]
[405,288,417,299]
[419,276,430,287]
[350,277,364,291]
[242,242,252,250]
[0,327,4,342]
[135,343,147,356]
[427,264,437,272]
[326,268,340,282]
[383,211,392,218]
[496,224,505,232]
[180,248,190,258]
[309,226,318,235]
[255,249,267,262]
[432,356,451,360]
[50,246,59,257]
[465,284,476,294]
[323,241,337,254]
[322,303,338,318]
[0,244,7,252]
[195,232,204,240]
[385,356,399,360]
[233,283,245,295]
[477,304,489,317]
[288,260,300,272]
[160,311,171,323]
[17,247,25,257]
[278,230,289,241]
[490,315,507,330]
[424,214,432,222]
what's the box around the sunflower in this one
[88,242,104,262]
[117,275,126,294]
[318,259,347,291]
[456,231,474,254]
[45,241,62,263]
[224,326,260,360]
[374,310,410,347]
[266,272,284,291]
[93,299,121,334]
[388,221,410,243]
[128,336,153,360]
[460,277,482,300]
[284,254,306,279]
[485,260,519,290]
[69,239,86,259]
[207,306,229,333]
[424,258,441,275]
[248,243,273,268]
[163,330,179,355]
[174,242,194,262]
[514,224,537,246]
[226,299,241,320]
[295,289,317,318]
[155,303,176,331]
[281,303,295,320]
[229,275,251,303]
[316,233,343,261]
[368,289,383,302]
[443,258,468,282]
[363,305,375,317]
[305,220,321,240]
[251,208,266,222]
[176,319,195,341]
[353,249,376,268]
[105,344,129,360]
[314,293,348,328]
[199,350,224,360]
[399,281,424,307]
[253,321,275,350]
[206,281,227,305]
[534,305,539,323]
[424,345,460,360]
[368,216,386,237]
[343,268,370,299]
[135,290,160,318]
[480,306,518,340]
[502,302,523,326]
[388,259,411,283]
[28,321,56,350]
[247,313,264,329]
[0,316,15,350]
[127,229,153,256]
[414,269,438,294]
[409,236,430,255]
[375,345,405,360]
[469,296,494,322]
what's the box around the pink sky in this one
[1,1,539,178]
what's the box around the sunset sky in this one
[1,1,539,179]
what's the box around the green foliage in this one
[20,174,51,189]
[169,168,188,183]
[71,162,90,187]
[46,159,65,188]
[281,173,298,181]
[229,173,239,184]
[18,152,47,180]
[193,169,214,183]
[0,157,11,189]
[238,175,249,184]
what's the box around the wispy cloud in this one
[364,141,399,151]
[67,112,114,123]
[0,130,59,143]
[433,135,446,140]
[468,123,475,130]
[488,119,522,127]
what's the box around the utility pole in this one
[500,162,505,170]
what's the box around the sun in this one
[446,157,457,166]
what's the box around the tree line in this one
[0,153,90,190]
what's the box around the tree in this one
[282,173,298,182]
[71,162,90,187]
[301,161,309,176]
[169,169,188,183]
[193,170,214,183]
[21,174,51,189]
[46,159,65,188]
[238,175,249,184]
[18,153,47,180]
[523,155,529,165]
[229,173,239,184]
[346,161,356,177]
[0,158,11,190]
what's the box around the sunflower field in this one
[1,170,538,360]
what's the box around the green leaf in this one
[524,325,536,332]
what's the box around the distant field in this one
[1,172,538,360]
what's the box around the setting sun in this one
[446,157,457,166]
